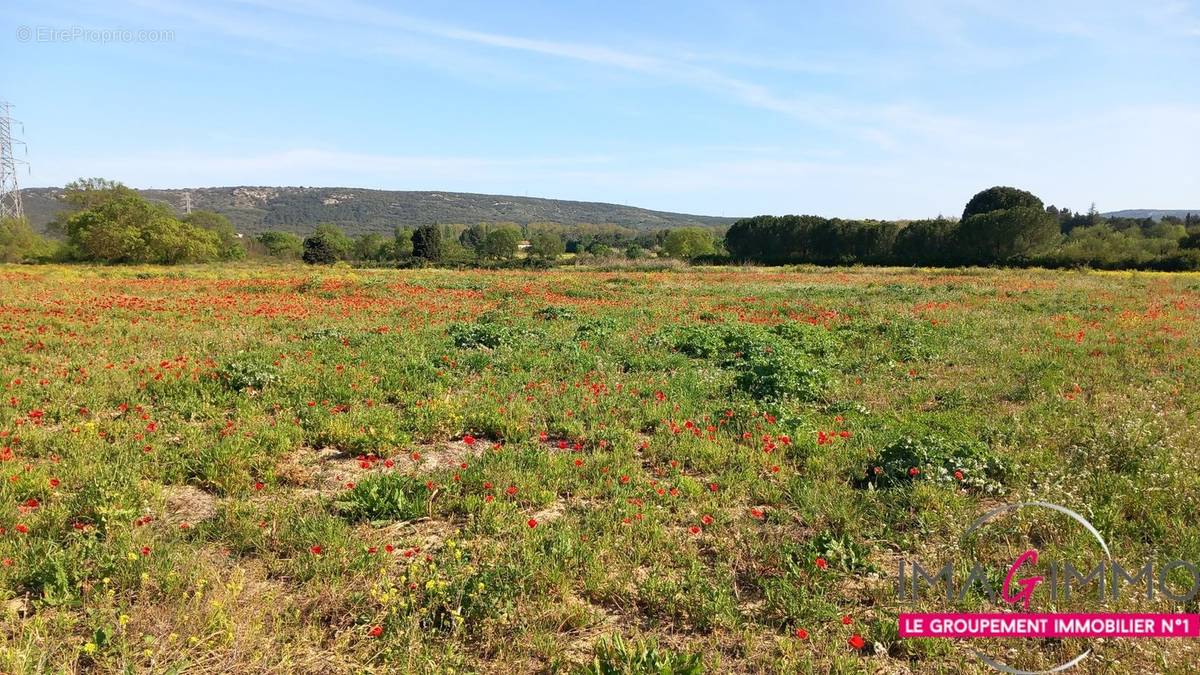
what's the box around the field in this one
[1,264,1199,673]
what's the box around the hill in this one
[18,186,737,236]
[1102,209,1199,220]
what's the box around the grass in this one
[1,263,1198,673]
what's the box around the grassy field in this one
[1,264,1198,673]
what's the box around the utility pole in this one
[0,100,27,221]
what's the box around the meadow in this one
[1,264,1198,673]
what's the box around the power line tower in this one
[0,100,28,221]
[181,191,193,215]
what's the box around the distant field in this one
[2,265,1198,673]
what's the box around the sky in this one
[2,0,1198,219]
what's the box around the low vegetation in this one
[1,264,1197,672]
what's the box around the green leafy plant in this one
[218,358,278,391]
[336,473,429,523]
[861,435,1009,494]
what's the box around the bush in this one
[218,359,278,391]
[535,305,577,321]
[733,342,829,403]
[860,436,1009,494]
[665,322,836,403]
[449,320,515,349]
[336,473,429,523]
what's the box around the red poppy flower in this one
[310,545,323,555]
[795,628,808,639]
[688,525,701,535]
[140,546,151,556]
[368,625,383,637]
[815,557,828,570]
[463,435,476,446]
[841,615,852,625]
[849,634,865,650]
[701,514,713,525]
[527,518,538,528]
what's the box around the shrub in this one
[535,305,577,320]
[218,358,278,391]
[336,473,429,523]
[860,436,1009,494]
[733,342,830,403]
[449,321,515,349]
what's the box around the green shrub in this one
[535,305,577,320]
[860,436,1009,494]
[336,473,429,523]
[733,343,830,403]
[218,358,278,391]
[449,321,514,349]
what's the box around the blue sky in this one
[3,0,1198,218]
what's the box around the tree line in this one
[3,180,1197,270]
[725,186,1200,270]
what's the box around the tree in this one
[956,206,1060,264]
[257,231,303,259]
[412,225,442,261]
[893,218,958,265]
[962,186,1044,220]
[352,233,388,261]
[184,211,244,260]
[0,217,51,262]
[65,194,220,264]
[62,178,136,209]
[302,224,351,265]
[480,228,520,259]
[528,231,565,259]
[393,228,414,258]
[459,224,487,252]
[585,241,613,257]
[663,228,717,259]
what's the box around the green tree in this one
[956,206,1060,264]
[893,218,958,265]
[481,228,520,259]
[663,228,717,259]
[393,228,414,258]
[66,194,219,263]
[352,233,388,261]
[0,217,52,262]
[62,177,136,209]
[302,224,351,265]
[962,186,1044,220]
[257,231,303,259]
[585,241,613,257]
[528,231,565,259]
[412,225,442,261]
[184,211,245,260]
[459,224,487,252]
